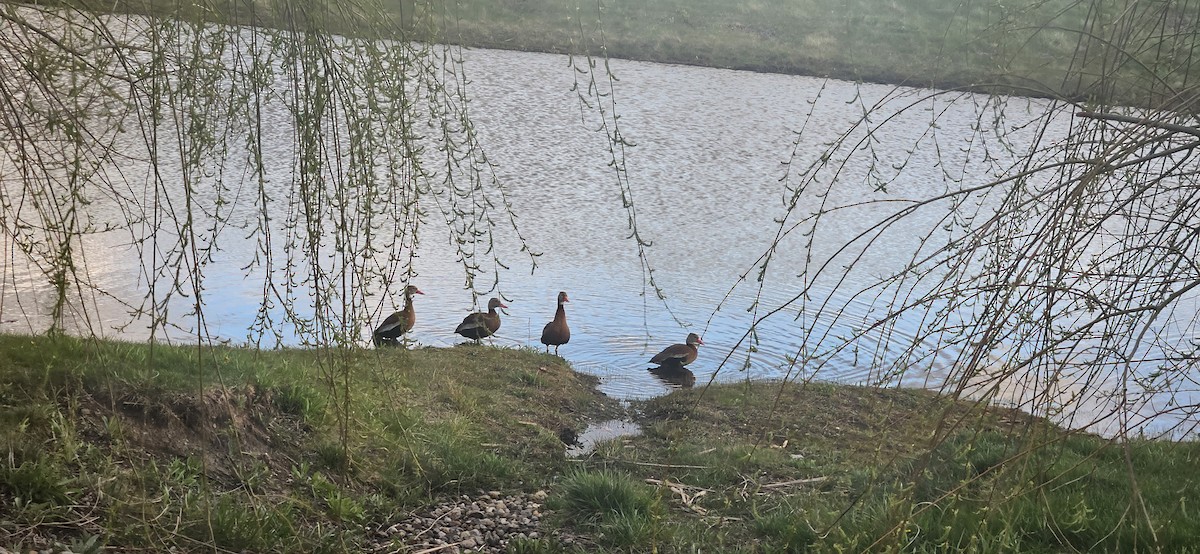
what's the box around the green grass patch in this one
[1,334,1196,552]
[551,469,668,548]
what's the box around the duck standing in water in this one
[540,291,570,355]
[650,332,704,366]
[373,285,424,347]
[455,297,507,343]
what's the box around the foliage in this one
[0,0,536,355]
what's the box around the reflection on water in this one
[648,365,696,389]
[1,17,1196,439]
[566,419,643,458]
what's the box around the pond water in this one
[1,19,1196,438]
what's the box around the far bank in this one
[86,0,1195,107]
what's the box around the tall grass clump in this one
[553,469,666,548]
[385,418,526,496]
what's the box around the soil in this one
[75,384,308,487]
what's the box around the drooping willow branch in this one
[0,0,538,349]
[709,5,1200,544]
[563,0,686,335]
[1077,110,1200,138]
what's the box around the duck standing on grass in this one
[540,291,570,355]
[455,297,507,343]
[373,285,424,347]
[650,332,704,367]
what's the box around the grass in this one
[418,0,1197,107]
[550,469,665,549]
[0,333,618,551]
[598,381,1200,553]
[1,333,1198,552]
[70,0,1200,107]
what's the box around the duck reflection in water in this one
[648,364,696,389]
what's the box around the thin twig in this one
[761,476,829,489]
[644,478,714,492]
[1077,111,1200,138]
[620,460,710,469]
[408,541,466,554]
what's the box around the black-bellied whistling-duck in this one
[374,285,424,347]
[455,297,507,343]
[540,291,570,354]
[650,333,704,366]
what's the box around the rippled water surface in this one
[2,35,1197,437]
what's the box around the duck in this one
[540,291,570,355]
[455,297,507,343]
[650,332,704,366]
[373,285,424,347]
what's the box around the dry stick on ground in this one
[644,478,715,492]
[412,510,455,541]
[761,476,830,489]
[621,460,710,469]
[408,541,466,554]
[567,458,710,469]
[646,478,711,514]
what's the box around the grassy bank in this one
[2,334,1197,552]
[69,0,1200,107]
[423,0,1081,96]
[0,334,619,552]
[405,0,1195,106]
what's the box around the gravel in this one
[373,490,578,553]
[2,491,578,554]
